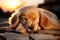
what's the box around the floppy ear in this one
[39,8,60,29]
[9,12,19,29]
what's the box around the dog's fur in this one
[9,6,60,34]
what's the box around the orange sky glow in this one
[0,0,44,12]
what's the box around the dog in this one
[9,6,60,34]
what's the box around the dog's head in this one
[18,6,40,31]
[9,6,41,33]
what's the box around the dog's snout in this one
[28,25,34,30]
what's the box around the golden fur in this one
[9,6,60,34]
[21,6,41,31]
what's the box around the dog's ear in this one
[39,8,60,29]
[9,12,19,29]
[9,8,22,29]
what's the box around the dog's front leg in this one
[16,23,27,34]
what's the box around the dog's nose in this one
[28,25,34,30]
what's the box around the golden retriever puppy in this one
[9,6,41,33]
[20,6,41,31]
[16,6,41,33]
[9,6,60,34]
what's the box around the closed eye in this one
[33,18,36,20]
[25,18,28,20]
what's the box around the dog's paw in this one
[33,26,41,31]
[16,23,26,34]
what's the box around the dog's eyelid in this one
[22,16,25,18]
[25,18,28,20]
[33,18,36,20]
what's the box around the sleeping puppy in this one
[9,6,60,34]
[9,6,41,33]
[19,6,41,31]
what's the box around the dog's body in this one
[9,6,60,34]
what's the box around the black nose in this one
[28,25,34,30]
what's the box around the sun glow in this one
[0,0,44,12]
[0,0,24,12]
[7,0,20,9]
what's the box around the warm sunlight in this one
[0,0,23,12]
[7,0,20,9]
[0,0,44,12]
